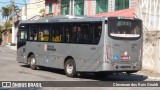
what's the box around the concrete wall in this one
[143,31,160,73]
[136,0,160,31]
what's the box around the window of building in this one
[38,25,50,42]
[74,0,84,15]
[61,0,70,15]
[49,2,53,14]
[96,0,108,14]
[29,26,38,41]
[115,0,129,11]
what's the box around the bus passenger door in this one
[17,29,27,63]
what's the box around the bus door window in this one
[29,26,38,41]
[18,25,28,41]
[18,30,27,41]
[94,24,102,44]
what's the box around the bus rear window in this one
[109,19,141,39]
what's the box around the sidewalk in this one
[6,45,17,51]
[135,70,160,80]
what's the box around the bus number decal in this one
[44,44,56,51]
[47,45,56,51]
[121,51,130,60]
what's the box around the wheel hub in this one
[31,58,35,66]
[67,64,73,74]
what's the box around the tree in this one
[4,21,12,30]
[0,25,2,42]
[39,8,45,17]
[0,4,19,30]
[1,4,19,22]
[1,6,10,21]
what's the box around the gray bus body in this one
[17,16,142,74]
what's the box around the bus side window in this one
[63,26,70,43]
[29,26,38,41]
[38,25,50,42]
[94,24,102,44]
[51,24,63,43]
[70,26,77,43]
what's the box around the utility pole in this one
[11,0,15,44]
[24,0,27,20]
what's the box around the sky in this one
[0,0,30,22]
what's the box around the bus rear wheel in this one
[64,59,76,77]
[29,54,37,70]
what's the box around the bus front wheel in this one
[64,59,76,77]
[29,54,37,70]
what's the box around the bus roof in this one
[20,15,104,24]
[20,15,140,24]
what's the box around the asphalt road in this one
[0,46,159,90]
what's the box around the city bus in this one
[17,15,143,77]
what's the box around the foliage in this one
[1,5,11,21]
[0,4,19,21]
[0,25,2,40]
[4,21,12,30]
[0,25,2,31]
[39,8,45,17]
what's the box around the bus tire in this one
[64,59,76,77]
[29,54,37,70]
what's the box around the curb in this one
[147,76,160,80]
[136,71,160,80]
[6,46,17,51]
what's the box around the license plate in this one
[122,56,129,60]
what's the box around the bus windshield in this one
[109,19,142,39]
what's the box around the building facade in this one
[12,0,45,44]
[45,0,137,17]
[1,29,12,46]
[21,0,45,20]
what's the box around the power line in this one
[0,1,9,4]
[14,0,44,5]
[26,0,44,5]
